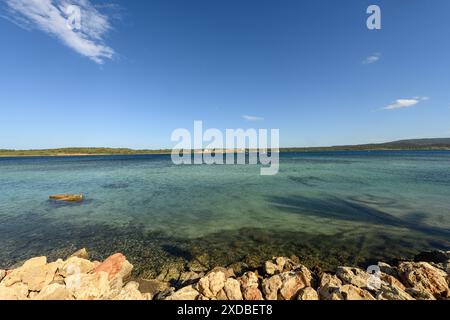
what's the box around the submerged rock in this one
[137,278,171,297]
[49,194,84,202]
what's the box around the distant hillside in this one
[1,138,449,156]
[283,138,450,152]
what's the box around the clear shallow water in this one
[0,151,449,276]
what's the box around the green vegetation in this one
[0,147,172,157]
[1,138,449,157]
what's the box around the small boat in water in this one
[49,194,84,202]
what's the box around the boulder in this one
[318,273,344,300]
[380,273,405,290]
[65,271,111,300]
[263,266,312,300]
[336,266,371,289]
[377,262,397,277]
[165,285,200,300]
[0,282,29,300]
[197,270,226,298]
[61,257,95,275]
[69,248,89,260]
[376,283,414,300]
[33,283,74,300]
[239,272,263,300]
[264,257,297,276]
[297,287,319,300]
[137,278,170,297]
[2,257,61,291]
[93,253,133,281]
[223,278,243,300]
[113,281,147,300]
[398,262,449,299]
[340,284,375,300]
[405,288,436,300]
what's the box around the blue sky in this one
[1,0,449,149]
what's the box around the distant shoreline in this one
[1,147,450,158]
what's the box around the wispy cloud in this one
[3,0,116,64]
[363,52,381,65]
[383,96,429,110]
[242,115,264,122]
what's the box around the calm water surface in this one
[0,151,449,276]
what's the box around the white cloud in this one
[242,115,264,122]
[363,53,381,64]
[3,0,115,64]
[383,96,429,110]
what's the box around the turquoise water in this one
[0,151,449,275]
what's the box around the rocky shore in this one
[1,249,449,300]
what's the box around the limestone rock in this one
[239,272,263,300]
[282,266,312,296]
[405,288,436,300]
[378,262,397,277]
[264,257,297,276]
[376,283,414,300]
[340,284,375,300]
[318,273,344,300]
[0,282,29,300]
[113,281,146,300]
[197,270,226,298]
[0,270,6,283]
[66,271,111,300]
[336,266,371,289]
[398,262,449,299]
[165,285,200,300]
[93,253,133,281]
[297,287,319,300]
[3,259,60,291]
[380,273,405,290]
[69,248,89,260]
[263,266,312,300]
[138,278,170,297]
[33,283,74,300]
[223,278,243,300]
[61,257,95,275]
[22,256,47,269]
[262,275,282,300]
